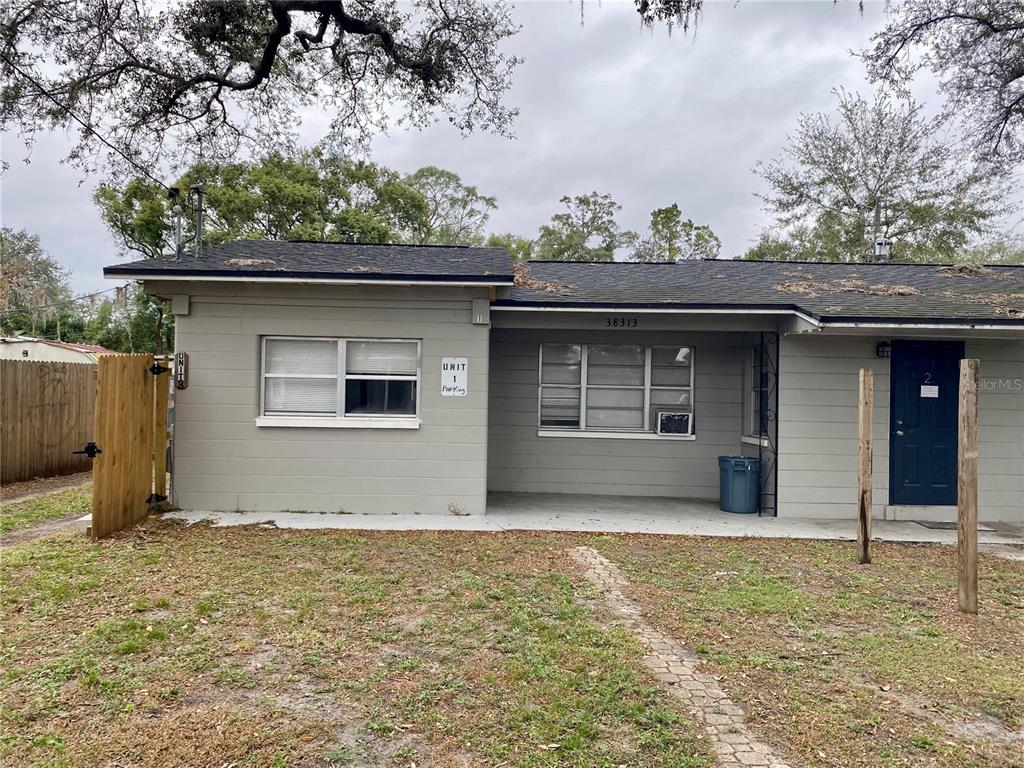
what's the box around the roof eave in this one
[817,316,1024,330]
[491,301,1024,330]
[104,268,514,287]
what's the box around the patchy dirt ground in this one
[1,521,711,768]
[2,519,1021,768]
[594,535,1024,768]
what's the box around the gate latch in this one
[73,442,102,459]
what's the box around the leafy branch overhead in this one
[639,0,1024,163]
[0,0,521,174]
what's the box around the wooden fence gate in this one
[88,354,172,539]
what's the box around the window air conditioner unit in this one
[656,411,692,436]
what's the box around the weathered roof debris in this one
[513,262,576,295]
[775,277,920,298]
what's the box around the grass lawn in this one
[1,516,1021,768]
[0,486,91,534]
[0,521,711,768]
[595,536,1024,768]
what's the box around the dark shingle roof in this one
[104,240,514,284]
[501,260,1024,325]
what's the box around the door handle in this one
[895,430,904,437]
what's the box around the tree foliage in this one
[485,232,535,260]
[1,0,521,174]
[84,285,174,354]
[752,90,1009,263]
[864,1,1024,164]
[630,204,720,262]
[95,152,443,256]
[0,228,71,333]
[405,166,497,245]
[534,192,637,262]
[638,1,1023,165]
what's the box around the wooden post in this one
[958,359,979,614]
[857,368,874,564]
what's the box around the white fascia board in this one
[818,321,1024,332]
[491,304,800,316]
[491,304,823,327]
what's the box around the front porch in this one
[168,492,1024,545]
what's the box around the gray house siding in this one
[162,281,491,515]
[776,336,891,519]
[970,339,1024,521]
[777,334,1023,523]
[488,328,750,498]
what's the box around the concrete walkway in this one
[166,492,1024,546]
[0,514,92,549]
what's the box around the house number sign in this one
[441,357,468,397]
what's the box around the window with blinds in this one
[539,344,693,434]
[261,337,420,418]
[263,338,338,414]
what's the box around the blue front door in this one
[889,340,963,506]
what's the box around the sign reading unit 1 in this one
[441,357,468,397]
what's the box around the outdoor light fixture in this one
[876,341,892,359]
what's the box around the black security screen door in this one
[889,340,964,506]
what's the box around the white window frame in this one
[257,336,421,429]
[537,344,695,440]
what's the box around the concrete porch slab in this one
[165,492,1024,546]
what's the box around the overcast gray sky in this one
[0,1,949,294]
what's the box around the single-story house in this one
[105,242,1024,523]
[0,336,116,363]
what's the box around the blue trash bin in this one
[718,456,761,514]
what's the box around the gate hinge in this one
[73,442,102,459]
[149,363,171,375]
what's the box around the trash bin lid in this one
[718,456,760,469]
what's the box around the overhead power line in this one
[0,284,129,319]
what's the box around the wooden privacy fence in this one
[1,359,96,484]
[89,354,172,540]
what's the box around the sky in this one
[0,1,955,294]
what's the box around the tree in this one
[1,0,521,175]
[753,90,1009,263]
[534,192,637,262]
[94,179,173,260]
[864,1,1024,164]
[630,204,720,262]
[405,167,497,245]
[485,232,535,260]
[95,152,431,256]
[84,285,174,354]
[0,228,72,334]
[961,233,1024,265]
[635,1,1024,166]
